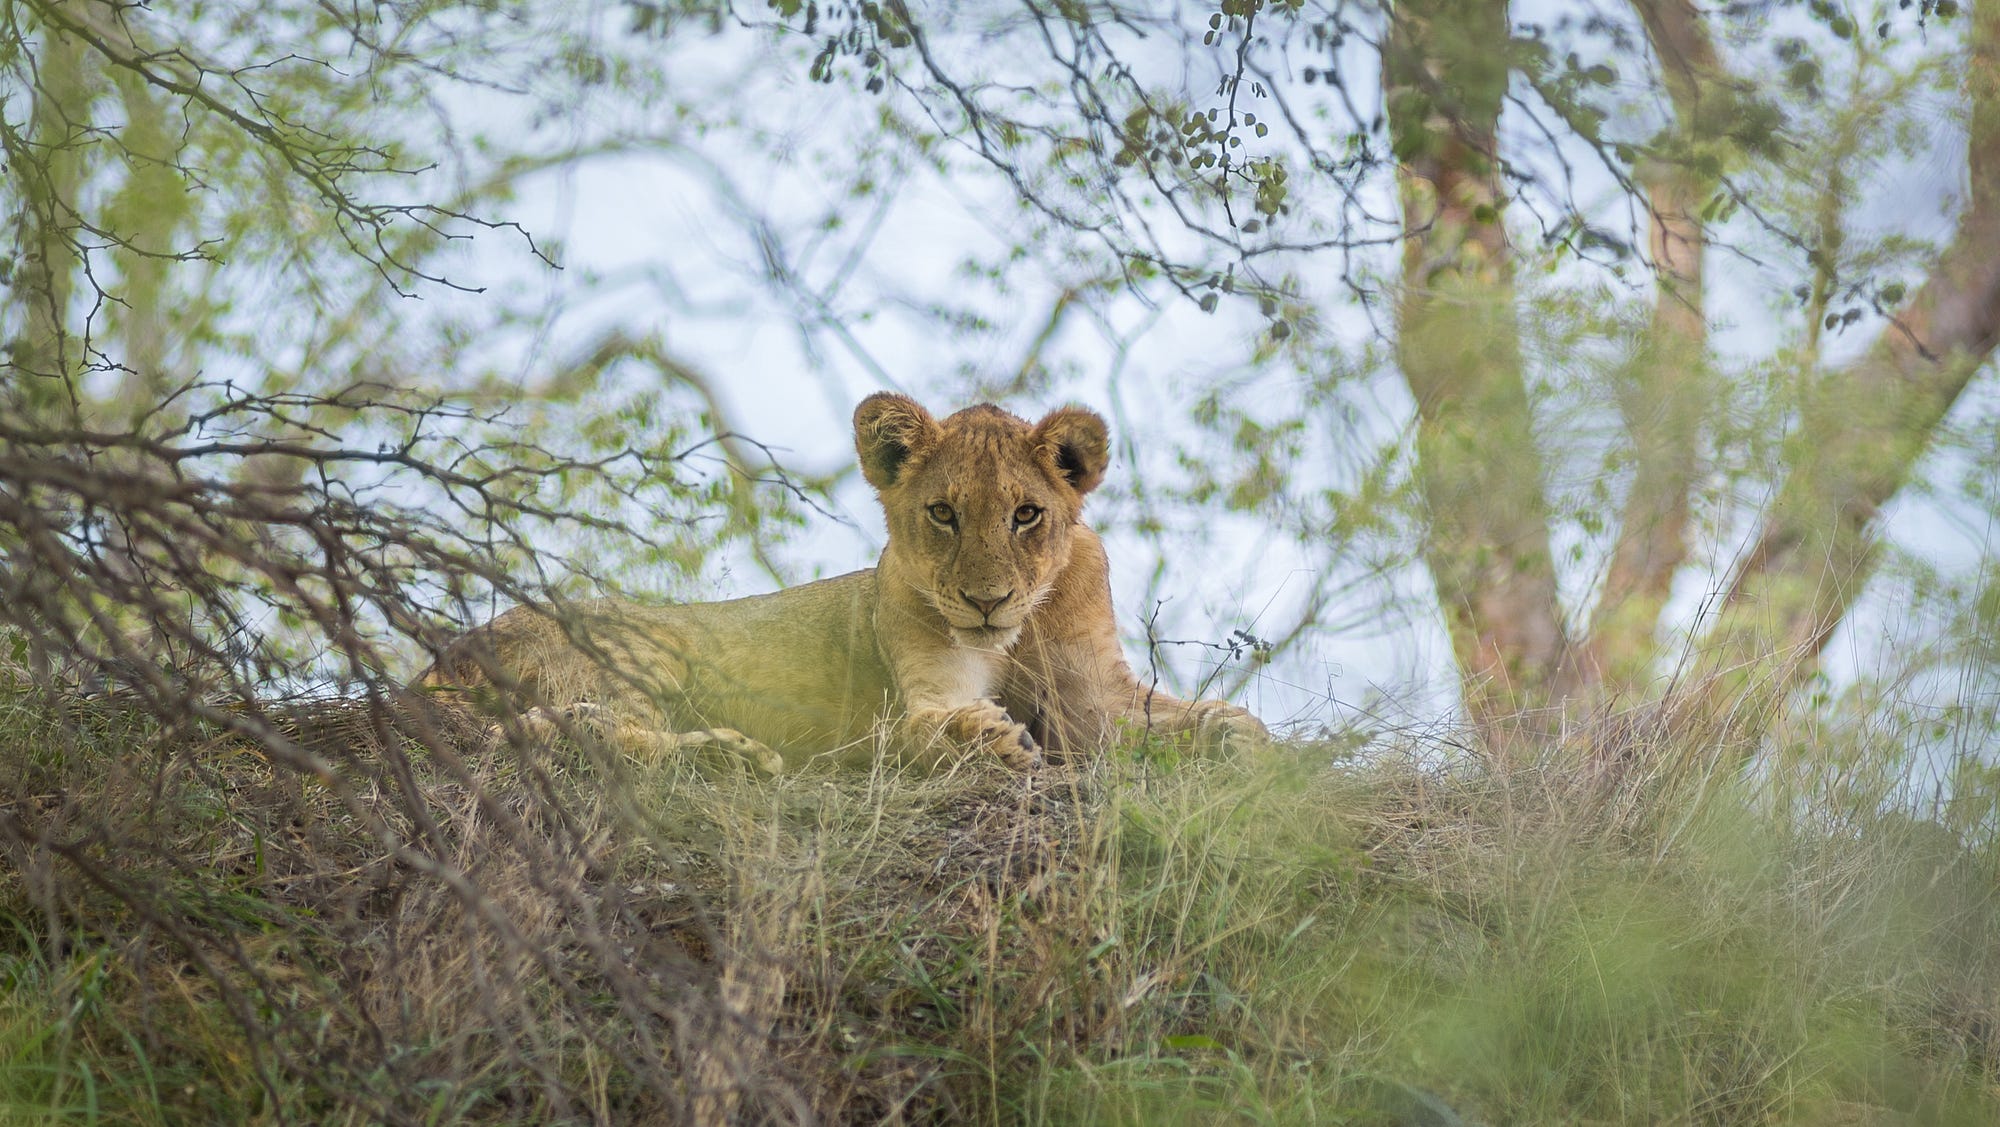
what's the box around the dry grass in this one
[1,683,1997,1125]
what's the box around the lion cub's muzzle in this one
[960,589,1013,623]
[942,588,1027,649]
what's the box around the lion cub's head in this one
[854,393,1109,648]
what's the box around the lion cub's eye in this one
[927,502,956,526]
[1012,504,1043,530]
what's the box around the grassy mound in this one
[1,688,1995,1124]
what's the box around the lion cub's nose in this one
[962,590,1011,619]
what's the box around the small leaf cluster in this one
[1793,276,1909,333]
[1179,106,1260,172]
[1111,104,1180,169]
[1249,158,1288,220]
[770,0,912,92]
[1874,0,1959,41]
[1298,16,1352,87]
[1515,38,1620,143]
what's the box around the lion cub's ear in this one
[854,393,943,489]
[1032,405,1110,496]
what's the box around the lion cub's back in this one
[424,569,894,755]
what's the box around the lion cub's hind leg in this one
[493,701,786,778]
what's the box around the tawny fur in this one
[420,394,1268,772]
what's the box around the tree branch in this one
[1572,0,1721,693]
[1704,2,2000,695]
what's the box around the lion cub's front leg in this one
[1122,691,1270,756]
[888,645,1041,771]
[898,700,1041,771]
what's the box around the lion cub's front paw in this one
[936,701,1043,771]
[1195,704,1272,757]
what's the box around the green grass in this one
[0,688,1995,1123]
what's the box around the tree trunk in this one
[1386,0,1569,751]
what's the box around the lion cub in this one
[421,393,1269,772]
